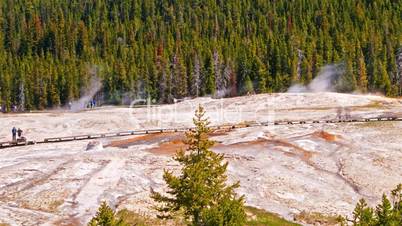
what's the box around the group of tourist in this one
[11,127,24,143]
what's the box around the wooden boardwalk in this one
[1,116,401,149]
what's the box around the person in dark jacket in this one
[12,127,17,142]
[17,128,23,138]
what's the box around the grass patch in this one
[116,209,185,226]
[356,120,396,129]
[116,206,302,226]
[361,101,384,109]
[356,121,380,128]
[245,206,300,226]
[48,199,64,212]
[294,211,342,226]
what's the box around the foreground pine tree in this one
[88,201,127,226]
[151,105,246,226]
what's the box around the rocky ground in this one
[0,92,401,225]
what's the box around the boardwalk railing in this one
[1,116,401,149]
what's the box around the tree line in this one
[0,0,401,111]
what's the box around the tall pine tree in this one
[151,105,246,226]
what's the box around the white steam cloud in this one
[288,64,345,93]
[214,88,231,98]
[70,76,102,112]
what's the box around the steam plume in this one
[288,64,345,93]
[70,76,102,112]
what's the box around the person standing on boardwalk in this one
[17,128,23,138]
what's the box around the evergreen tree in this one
[151,105,246,226]
[379,62,392,96]
[88,201,127,226]
[347,184,402,226]
[376,195,393,225]
[337,59,357,93]
[243,76,254,95]
[202,54,216,96]
[357,51,368,92]
[352,199,375,226]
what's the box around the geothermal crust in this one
[0,92,401,225]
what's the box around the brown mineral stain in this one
[106,132,184,149]
[106,128,230,155]
[149,139,187,155]
[312,130,337,142]
[215,138,315,163]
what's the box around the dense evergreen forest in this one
[0,0,401,111]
